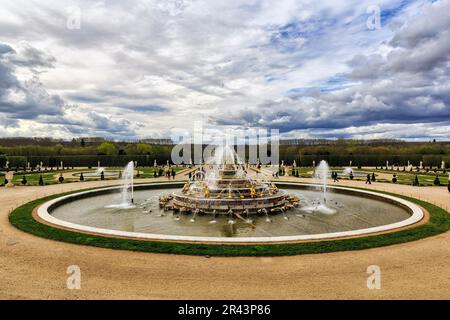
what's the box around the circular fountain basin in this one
[37,182,424,243]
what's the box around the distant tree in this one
[136,143,152,155]
[54,144,64,155]
[97,142,118,155]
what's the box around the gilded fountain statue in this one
[159,145,299,216]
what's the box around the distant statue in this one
[203,185,210,198]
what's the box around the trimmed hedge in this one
[4,153,449,169]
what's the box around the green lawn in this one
[8,166,187,185]
[12,172,57,186]
[286,167,449,186]
[8,185,450,256]
[371,169,448,186]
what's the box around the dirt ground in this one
[0,173,449,299]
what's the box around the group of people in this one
[188,167,206,181]
[331,171,340,182]
[164,167,176,180]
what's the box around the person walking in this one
[333,171,339,182]
[365,173,371,184]
[171,168,176,180]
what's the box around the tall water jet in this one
[315,160,329,204]
[106,161,135,209]
[343,167,353,176]
[306,160,336,215]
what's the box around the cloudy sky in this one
[0,0,449,140]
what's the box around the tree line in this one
[1,140,449,169]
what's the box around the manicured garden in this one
[1,166,187,186]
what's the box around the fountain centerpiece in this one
[160,145,299,215]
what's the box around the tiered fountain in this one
[159,146,300,216]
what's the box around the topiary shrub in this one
[21,175,27,185]
[434,175,440,186]
[80,172,84,181]
[38,175,44,186]
[100,171,105,180]
[58,174,64,183]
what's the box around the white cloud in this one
[0,0,448,140]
